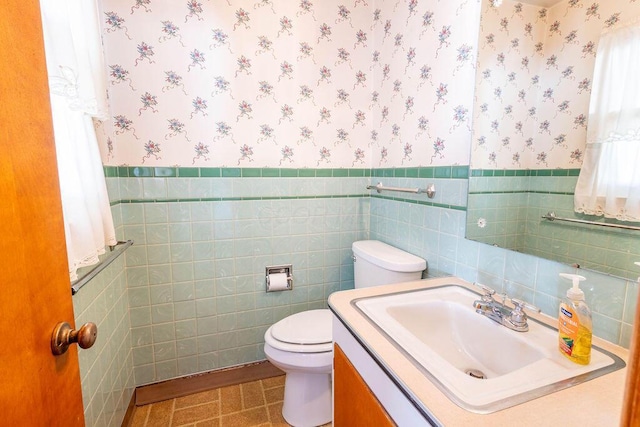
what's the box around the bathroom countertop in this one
[328,276,630,426]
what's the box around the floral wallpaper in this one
[471,0,640,170]
[368,0,480,167]
[96,0,481,169]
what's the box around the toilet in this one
[263,240,426,427]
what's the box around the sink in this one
[354,284,625,413]
[384,297,545,377]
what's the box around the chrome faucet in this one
[472,283,540,332]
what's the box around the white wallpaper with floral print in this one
[368,0,480,167]
[96,0,481,168]
[472,0,640,170]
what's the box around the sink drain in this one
[465,369,486,379]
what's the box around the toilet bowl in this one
[264,309,333,427]
[263,240,426,426]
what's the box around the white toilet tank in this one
[352,240,426,288]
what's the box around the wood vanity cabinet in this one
[334,344,395,426]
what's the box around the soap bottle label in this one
[559,304,579,356]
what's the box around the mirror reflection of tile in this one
[468,0,640,279]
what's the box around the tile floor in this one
[129,375,332,427]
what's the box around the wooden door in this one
[0,1,84,425]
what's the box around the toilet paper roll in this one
[268,272,290,291]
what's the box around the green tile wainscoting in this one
[71,204,135,427]
[72,166,638,427]
[100,167,469,388]
[467,170,640,280]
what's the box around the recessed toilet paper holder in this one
[266,265,293,292]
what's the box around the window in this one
[574,22,640,221]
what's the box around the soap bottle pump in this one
[558,273,592,365]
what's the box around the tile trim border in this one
[468,190,575,196]
[106,166,469,211]
[105,166,470,180]
[109,194,468,212]
[470,168,581,177]
[370,194,467,211]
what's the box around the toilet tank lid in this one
[352,240,426,272]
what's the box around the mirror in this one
[467,0,640,281]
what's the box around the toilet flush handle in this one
[51,322,97,356]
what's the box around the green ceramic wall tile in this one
[200,168,221,177]
[414,168,430,178]
[155,167,177,177]
[130,167,154,177]
[405,168,419,178]
[433,166,451,178]
[178,167,199,177]
[241,168,262,177]
[221,168,241,177]
[452,166,469,178]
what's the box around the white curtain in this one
[40,0,117,281]
[574,22,640,221]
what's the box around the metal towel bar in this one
[542,211,640,231]
[366,182,436,199]
[71,240,133,295]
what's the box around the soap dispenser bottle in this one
[558,273,592,365]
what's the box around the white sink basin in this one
[354,285,625,413]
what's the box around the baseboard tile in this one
[134,360,284,406]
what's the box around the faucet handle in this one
[510,298,540,314]
[507,298,540,331]
[473,282,496,301]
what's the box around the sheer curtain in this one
[574,22,640,221]
[40,0,117,281]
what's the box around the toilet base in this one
[263,321,333,426]
[282,371,332,427]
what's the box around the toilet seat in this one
[266,309,333,353]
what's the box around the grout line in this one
[175,400,216,412]
[260,380,271,423]
[143,404,151,427]
[168,398,176,426]
[239,382,246,411]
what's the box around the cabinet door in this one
[334,344,395,426]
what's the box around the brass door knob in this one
[51,322,98,356]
